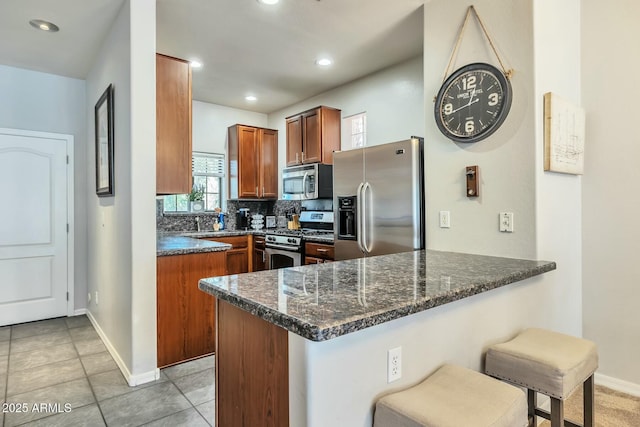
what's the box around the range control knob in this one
[288,238,295,244]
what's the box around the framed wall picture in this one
[95,84,114,196]
[543,92,585,175]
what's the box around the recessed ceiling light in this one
[315,58,333,67]
[29,19,59,32]
[190,60,203,69]
[245,95,257,102]
[257,0,279,5]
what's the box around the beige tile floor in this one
[0,316,215,426]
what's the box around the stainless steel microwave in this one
[282,163,333,200]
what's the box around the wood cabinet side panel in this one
[157,251,225,367]
[320,107,341,165]
[217,301,289,427]
[156,54,192,194]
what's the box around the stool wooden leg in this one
[550,397,563,427]
[584,375,595,427]
[527,389,537,427]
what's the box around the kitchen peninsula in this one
[198,250,556,427]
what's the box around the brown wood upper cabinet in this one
[156,53,192,195]
[286,106,341,166]
[228,125,278,199]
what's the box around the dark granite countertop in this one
[303,234,334,244]
[198,250,555,342]
[157,235,232,256]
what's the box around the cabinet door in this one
[157,251,224,367]
[302,109,321,164]
[286,116,303,166]
[237,126,259,198]
[260,129,278,199]
[227,248,249,275]
[156,54,192,194]
[253,249,266,271]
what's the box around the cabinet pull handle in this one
[302,151,305,162]
[317,248,328,253]
[256,186,258,196]
[263,186,265,196]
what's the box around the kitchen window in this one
[163,152,225,212]
[343,112,367,149]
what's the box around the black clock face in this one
[435,63,512,143]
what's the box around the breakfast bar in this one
[199,250,556,427]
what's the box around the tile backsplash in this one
[156,199,301,233]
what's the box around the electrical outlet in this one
[499,212,514,232]
[439,211,451,228]
[95,291,99,305]
[387,347,402,383]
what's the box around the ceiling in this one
[1,0,424,114]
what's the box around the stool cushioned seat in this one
[374,364,527,427]
[485,328,598,399]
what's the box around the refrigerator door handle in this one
[356,182,365,253]
[362,182,373,254]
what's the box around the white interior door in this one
[0,129,69,326]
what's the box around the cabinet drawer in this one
[305,242,334,260]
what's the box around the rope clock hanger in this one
[434,5,513,143]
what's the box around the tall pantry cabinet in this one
[228,124,278,199]
[156,53,192,195]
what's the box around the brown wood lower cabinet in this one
[217,300,288,427]
[253,235,266,272]
[202,236,249,275]
[304,241,334,265]
[157,251,225,368]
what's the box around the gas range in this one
[264,211,334,252]
[264,229,333,251]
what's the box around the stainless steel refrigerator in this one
[333,137,424,261]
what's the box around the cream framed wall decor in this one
[543,92,585,175]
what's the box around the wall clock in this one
[434,62,512,143]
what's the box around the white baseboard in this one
[595,373,640,397]
[85,311,160,386]
[73,308,87,316]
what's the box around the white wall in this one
[85,0,157,384]
[267,56,424,194]
[424,1,536,259]
[289,1,585,424]
[0,65,88,312]
[192,101,267,154]
[582,0,640,389]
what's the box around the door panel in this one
[364,139,422,256]
[0,130,68,326]
[260,129,278,199]
[237,126,259,198]
[302,110,321,163]
[333,148,364,261]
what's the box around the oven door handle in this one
[266,243,302,252]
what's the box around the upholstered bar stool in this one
[485,328,598,427]
[373,364,528,427]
